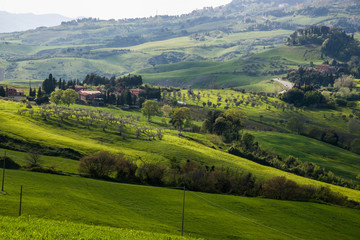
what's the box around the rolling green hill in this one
[0,0,359,88]
[0,99,360,201]
[0,169,359,240]
[251,131,360,182]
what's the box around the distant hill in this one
[0,0,359,86]
[0,11,71,33]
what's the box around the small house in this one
[75,85,87,92]
[130,88,145,97]
[79,90,104,106]
[5,86,26,99]
[315,65,337,74]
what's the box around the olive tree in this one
[50,89,64,106]
[62,89,78,107]
[142,100,159,121]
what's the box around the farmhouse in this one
[315,64,337,74]
[5,86,26,99]
[79,90,104,106]
[129,88,145,96]
[75,85,87,92]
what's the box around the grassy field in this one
[0,215,196,240]
[251,131,360,182]
[0,99,360,201]
[0,169,359,240]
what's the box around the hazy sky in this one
[0,0,232,19]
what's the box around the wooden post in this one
[1,152,5,192]
[181,186,185,236]
[19,185,23,216]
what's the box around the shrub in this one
[116,157,137,181]
[262,176,301,200]
[135,162,167,185]
[78,151,119,178]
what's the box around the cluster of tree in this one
[105,85,161,106]
[104,89,136,106]
[50,89,79,107]
[78,151,359,208]
[34,74,81,105]
[287,67,335,87]
[202,109,247,142]
[286,26,360,62]
[83,73,143,88]
[142,100,192,130]
[280,87,327,107]
[332,75,360,99]
[228,133,359,190]
[306,125,360,155]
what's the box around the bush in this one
[262,176,301,200]
[135,162,167,185]
[78,151,120,178]
[116,157,137,181]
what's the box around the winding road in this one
[273,78,294,94]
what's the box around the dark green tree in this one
[0,86,5,97]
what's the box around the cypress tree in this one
[37,87,43,98]
[0,86,5,97]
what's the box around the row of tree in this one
[83,73,143,88]
[77,151,359,208]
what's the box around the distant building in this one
[5,86,25,99]
[79,90,103,101]
[75,85,87,92]
[315,65,337,74]
[129,88,145,96]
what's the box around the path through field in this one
[273,78,294,94]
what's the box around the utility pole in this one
[181,186,186,236]
[19,185,23,216]
[1,151,5,192]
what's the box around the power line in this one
[189,191,304,240]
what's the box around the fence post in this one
[181,186,185,236]
[19,185,23,216]
[1,152,5,192]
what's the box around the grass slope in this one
[0,216,196,240]
[251,131,360,182]
[0,100,360,201]
[0,169,359,240]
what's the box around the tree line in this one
[77,151,359,208]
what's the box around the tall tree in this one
[142,100,159,121]
[0,86,5,97]
[169,107,191,129]
[42,74,57,94]
[62,89,78,107]
[50,89,64,106]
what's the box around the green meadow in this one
[0,215,197,240]
[0,99,360,202]
[251,131,360,182]
[0,169,359,240]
